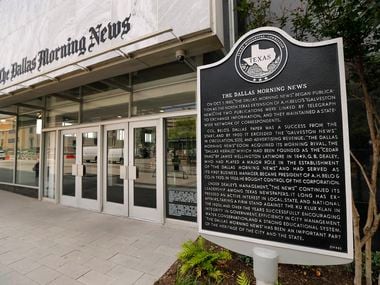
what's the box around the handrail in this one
[0,28,175,94]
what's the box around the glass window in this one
[132,61,193,85]
[62,133,76,196]
[0,116,16,183]
[82,89,130,123]
[106,129,125,204]
[82,131,98,200]
[134,127,157,208]
[46,90,80,127]
[166,116,197,222]
[132,74,196,116]
[43,131,56,199]
[16,115,41,186]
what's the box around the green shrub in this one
[236,271,251,285]
[372,251,380,284]
[175,273,199,285]
[177,237,232,284]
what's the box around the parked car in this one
[0,150,5,160]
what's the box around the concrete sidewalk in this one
[0,191,198,285]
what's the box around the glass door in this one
[80,127,100,210]
[61,130,77,207]
[103,124,128,216]
[129,120,163,222]
[60,127,100,211]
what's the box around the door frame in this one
[103,123,129,216]
[60,126,101,211]
[129,119,164,223]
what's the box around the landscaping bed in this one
[155,238,354,285]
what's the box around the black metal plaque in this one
[199,28,351,255]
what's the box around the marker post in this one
[253,248,279,285]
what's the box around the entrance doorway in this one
[129,120,163,222]
[59,120,163,222]
[103,124,128,216]
[61,127,100,211]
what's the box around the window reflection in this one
[134,127,156,208]
[107,129,124,204]
[43,132,56,199]
[0,116,16,183]
[82,132,98,200]
[16,115,40,187]
[62,134,76,196]
[166,117,197,222]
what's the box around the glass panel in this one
[46,93,79,128]
[82,89,130,123]
[0,116,16,183]
[62,133,76,196]
[132,74,196,116]
[16,115,41,186]
[82,132,98,200]
[43,132,56,199]
[134,127,156,208]
[166,117,197,222]
[107,129,124,204]
[131,61,193,85]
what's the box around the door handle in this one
[120,165,128,180]
[71,164,78,176]
[77,164,86,177]
[129,165,137,180]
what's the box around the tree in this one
[237,1,380,284]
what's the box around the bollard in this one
[253,247,279,285]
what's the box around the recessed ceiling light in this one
[117,115,122,118]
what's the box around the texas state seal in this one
[235,32,288,83]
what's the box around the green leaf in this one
[236,271,251,285]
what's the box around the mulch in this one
[154,239,354,285]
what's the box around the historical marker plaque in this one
[198,27,353,260]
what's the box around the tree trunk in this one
[355,57,380,285]
[365,239,372,285]
[353,201,362,285]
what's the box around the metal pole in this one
[253,247,279,285]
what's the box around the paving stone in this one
[85,256,115,274]
[77,270,113,285]
[48,275,83,285]
[26,265,61,284]
[9,257,41,274]
[0,262,13,276]
[0,270,38,285]
[38,254,68,269]
[133,273,157,285]
[0,251,25,265]
[106,264,144,281]
[56,261,91,279]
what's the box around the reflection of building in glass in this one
[0,117,16,158]
[166,117,197,222]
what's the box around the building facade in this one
[0,0,236,224]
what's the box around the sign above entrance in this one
[0,15,132,86]
[197,27,353,263]
[0,0,215,92]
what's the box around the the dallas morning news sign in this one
[198,27,353,260]
[0,15,131,85]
